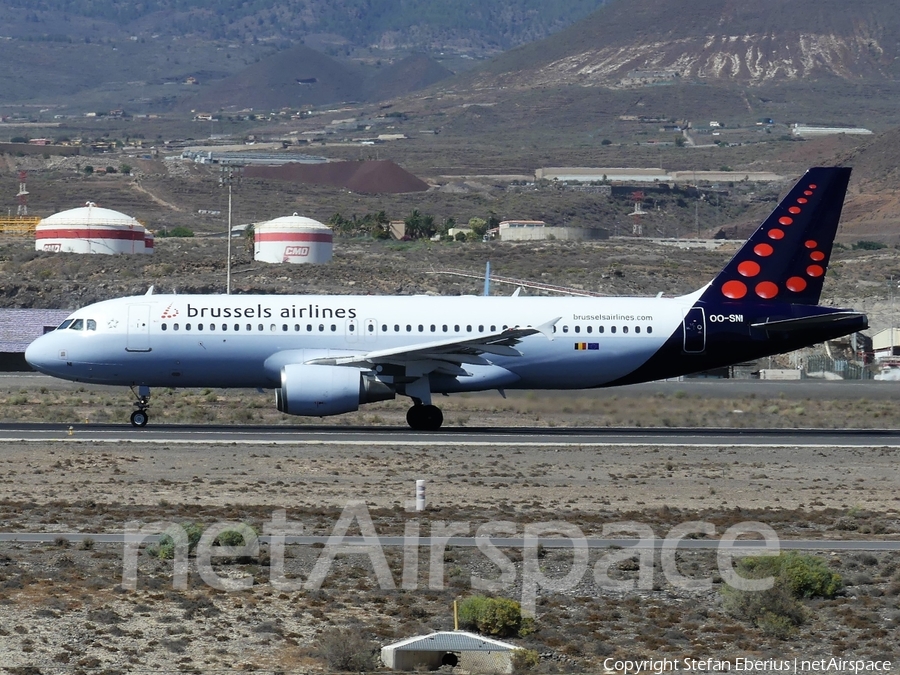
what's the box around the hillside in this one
[461,0,900,89]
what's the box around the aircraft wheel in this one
[407,404,444,430]
[130,410,149,427]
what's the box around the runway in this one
[1,422,900,447]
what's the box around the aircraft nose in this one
[25,335,57,374]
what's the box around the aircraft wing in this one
[307,317,559,372]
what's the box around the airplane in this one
[25,167,867,431]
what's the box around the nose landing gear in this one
[130,385,150,427]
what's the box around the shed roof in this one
[0,309,71,352]
[384,631,517,653]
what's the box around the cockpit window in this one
[69,319,84,331]
[57,319,73,330]
[86,319,97,331]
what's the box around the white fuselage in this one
[25,292,696,392]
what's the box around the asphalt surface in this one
[1,422,900,447]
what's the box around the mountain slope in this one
[457,0,900,90]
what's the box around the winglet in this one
[532,317,560,341]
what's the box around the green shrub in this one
[852,240,887,250]
[722,553,842,639]
[154,522,203,559]
[458,595,527,637]
[157,226,194,238]
[511,648,540,673]
[316,627,378,671]
[737,552,842,599]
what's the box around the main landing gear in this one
[130,385,150,427]
[406,404,443,431]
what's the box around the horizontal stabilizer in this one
[751,311,867,333]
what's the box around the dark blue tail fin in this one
[700,167,851,305]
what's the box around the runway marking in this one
[0,437,898,449]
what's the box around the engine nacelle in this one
[275,364,394,417]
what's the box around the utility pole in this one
[219,164,243,295]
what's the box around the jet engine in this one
[275,363,394,416]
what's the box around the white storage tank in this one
[35,202,152,255]
[254,213,332,264]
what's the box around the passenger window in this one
[647,326,653,334]
[258,324,263,331]
[270,324,276,332]
[562,326,569,333]
[306,324,312,332]
[294,324,300,332]
[222,324,227,331]
[394,324,400,332]
[623,326,629,334]
[454,325,460,332]
[381,324,387,332]
[235,324,240,331]
[174,323,179,331]
[406,325,412,332]
[442,325,448,332]
[161,323,167,331]
[587,326,593,334]
[467,325,472,332]
[331,324,336,332]
[635,326,641,334]
[599,326,604,333]
[611,326,617,334]
[430,324,436,332]
[319,324,325,332]
[86,319,97,331]
[574,326,581,333]
[198,323,204,330]
[490,325,496,331]
[210,324,215,331]
[418,325,424,332]
[186,323,191,331]
[478,325,484,332]
[368,324,375,332]
[283,324,288,332]
[349,324,355,332]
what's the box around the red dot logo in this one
[789,206,801,214]
[804,240,817,249]
[722,280,748,299]
[810,251,825,262]
[786,276,808,292]
[779,216,793,226]
[807,265,824,277]
[768,229,785,240]
[738,260,761,277]
[755,281,779,299]
[754,243,774,257]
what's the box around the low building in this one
[0,309,71,370]
[381,631,519,673]
[498,220,608,242]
